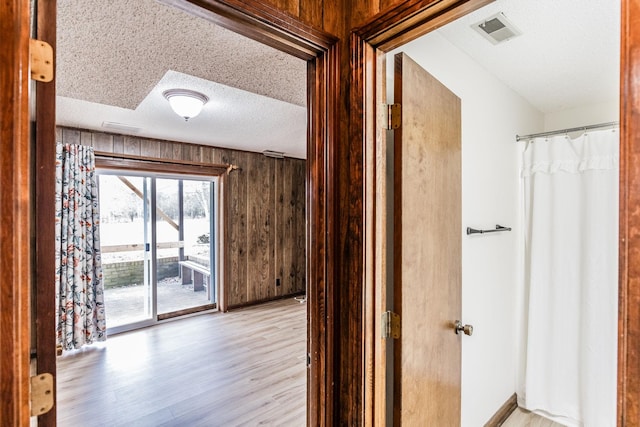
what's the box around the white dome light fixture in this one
[162,89,209,121]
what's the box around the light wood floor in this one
[503,407,567,427]
[57,298,307,427]
[58,299,567,427]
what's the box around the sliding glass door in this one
[155,178,215,317]
[99,171,217,333]
[99,175,153,329]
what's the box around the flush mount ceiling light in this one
[162,89,209,121]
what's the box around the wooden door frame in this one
[354,0,638,425]
[160,8,339,424]
[34,1,57,426]
[0,0,31,425]
[30,0,339,426]
[354,3,496,422]
[617,0,640,423]
[10,0,640,425]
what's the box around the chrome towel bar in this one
[466,224,511,235]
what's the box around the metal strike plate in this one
[30,373,54,416]
[30,39,54,82]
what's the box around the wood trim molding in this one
[368,42,390,427]
[219,173,229,313]
[0,0,32,424]
[305,45,338,427]
[161,2,338,425]
[353,1,493,424]
[355,0,636,424]
[355,0,494,50]
[11,1,638,426]
[95,154,230,176]
[226,291,305,310]
[34,2,58,426]
[483,393,518,427]
[157,304,217,320]
[618,0,640,424]
[162,0,337,59]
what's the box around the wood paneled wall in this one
[56,126,306,308]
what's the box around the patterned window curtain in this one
[55,143,106,351]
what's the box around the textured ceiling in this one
[56,0,619,159]
[57,0,306,108]
[56,0,307,158]
[437,0,619,113]
[57,70,307,155]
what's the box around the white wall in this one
[544,99,619,131]
[387,32,543,426]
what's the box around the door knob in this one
[454,320,473,336]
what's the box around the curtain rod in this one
[93,150,237,173]
[515,121,619,142]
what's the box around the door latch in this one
[454,320,473,336]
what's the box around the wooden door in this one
[393,52,462,426]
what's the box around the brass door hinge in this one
[382,311,401,339]
[30,373,54,417]
[30,39,54,82]
[381,103,401,130]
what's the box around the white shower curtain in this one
[520,129,618,426]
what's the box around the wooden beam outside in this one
[117,176,180,231]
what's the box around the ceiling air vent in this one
[101,121,142,133]
[263,150,285,159]
[471,12,521,45]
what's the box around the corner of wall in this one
[543,99,619,131]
